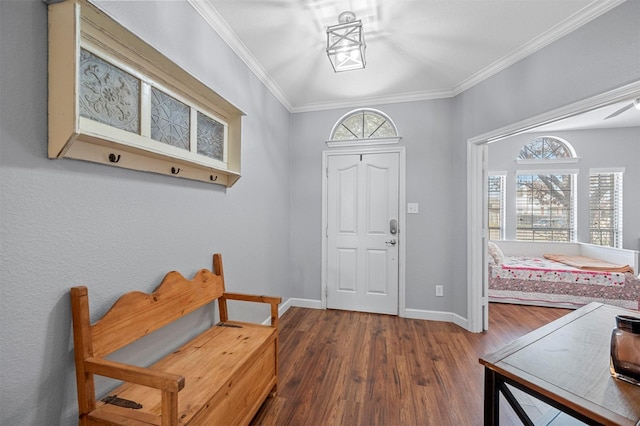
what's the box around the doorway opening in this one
[467,82,640,333]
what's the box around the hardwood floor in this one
[250,303,572,426]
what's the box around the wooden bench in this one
[70,254,282,425]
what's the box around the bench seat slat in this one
[93,323,276,424]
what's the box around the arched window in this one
[327,108,400,147]
[517,136,576,161]
[515,136,577,242]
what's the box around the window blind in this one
[589,171,623,248]
[515,173,576,242]
[488,174,505,240]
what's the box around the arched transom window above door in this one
[326,108,401,147]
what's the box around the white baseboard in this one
[262,298,323,324]
[403,308,468,330]
[269,298,468,330]
[283,298,323,311]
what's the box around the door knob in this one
[385,239,397,246]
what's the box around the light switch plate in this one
[407,203,419,214]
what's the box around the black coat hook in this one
[210,175,218,182]
[171,167,180,175]
[108,153,121,163]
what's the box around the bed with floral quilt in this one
[488,241,640,310]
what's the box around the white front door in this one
[326,152,400,315]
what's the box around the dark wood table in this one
[480,303,640,426]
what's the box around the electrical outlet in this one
[435,285,444,297]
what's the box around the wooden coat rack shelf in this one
[48,0,244,187]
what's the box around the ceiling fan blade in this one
[604,102,634,120]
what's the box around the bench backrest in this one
[71,255,226,358]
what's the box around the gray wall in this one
[1,0,639,424]
[0,1,292,424]
[451,0,640,316]
[289,99,455,311]
[489,128,640,249]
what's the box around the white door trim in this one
[466,81,640,333]
[322,146,407,316]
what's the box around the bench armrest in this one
[221,292,282,327]
[223,292,281,305]
[84,357,185,392]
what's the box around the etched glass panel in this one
[79,49,140,133]
[333,125,356,140]
[197,112,224,161]
[365,112,395,138]
[340,113,364,139]
[331,110,398,140]
[150,87,190,150]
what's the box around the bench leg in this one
[161,390,179,426]
[269,383,278,398]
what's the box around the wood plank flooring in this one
[250,303,572,426]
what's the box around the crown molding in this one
[451,0,628,96]
[187,0,293,112]
[290,88,454,113]
[190,0,627,113]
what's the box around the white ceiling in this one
[190,0,628,113]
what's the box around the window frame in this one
[514,169,578,243]
[488,172,506,240]
[513,136,579,243]
[326,108,401,147]
[516,136,579,165]
[589,168,624,248]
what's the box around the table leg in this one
[499,381,534,426]
[484,367,499,426]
